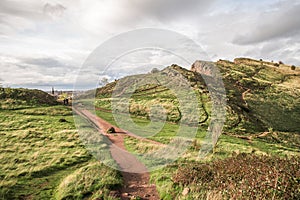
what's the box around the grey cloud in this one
[21,57,77,77]
[232,2,300,45]
[130,0,216,21]
[0,0,45,20]
[23,57,68,68]
[0,55,78,90]
[0,0,64,34]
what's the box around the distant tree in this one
[279,61,284,65]
[99,77,109,87]
[291,65,296,70]
[274,63,279,67]
[151,68,159,73]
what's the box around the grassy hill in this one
[218,58,300,133]
[95,58,300,134]
[0,88,58,109]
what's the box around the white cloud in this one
[232,2,300,45]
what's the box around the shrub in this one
[274,63,280,67]
[151,68,160,73]
[279,61,284,65]
[173,154,300,199]
[291,65,296,70]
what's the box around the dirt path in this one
[73,108,160,200]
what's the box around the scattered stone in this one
[59,118,67,123]
[182,187,190,196]
[130,195,141,200]
[232,150,240,156]
[109,191,120,198]
[106,127,116,133]
[144,194,151,198]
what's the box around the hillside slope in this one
[95,58,300,134]
[217,58,300,132]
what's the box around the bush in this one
[274,63,280,67]
[151,68,160,73]
[173,154,300,199]
[279,61,284,65]
[291,65,296,70]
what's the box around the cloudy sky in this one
[0,0,300,90]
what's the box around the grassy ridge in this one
[95,58,300,134]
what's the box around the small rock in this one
[144,194,151,198]
[106,127,116,133]
[123,192,132,196]
[109,191,120,198]
[182,187,190,196]
[232,150,240,156]
[130,195,141,200]
[59,118,67,123]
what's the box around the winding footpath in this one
[73,107,160,200]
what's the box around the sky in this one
[0,0,300,90]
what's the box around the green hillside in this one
[95,58,300,134]
[0,87,58,109]
[218,58,300,133]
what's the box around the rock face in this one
[190,60,214,76]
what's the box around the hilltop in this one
[95,57,300,134]
[0,87,58,109]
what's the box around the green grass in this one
[96,109,208,144]
[97,107,299,159]
[55,162,122,200]
[0,104,122,200]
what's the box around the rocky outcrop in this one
[190,60,214,76]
